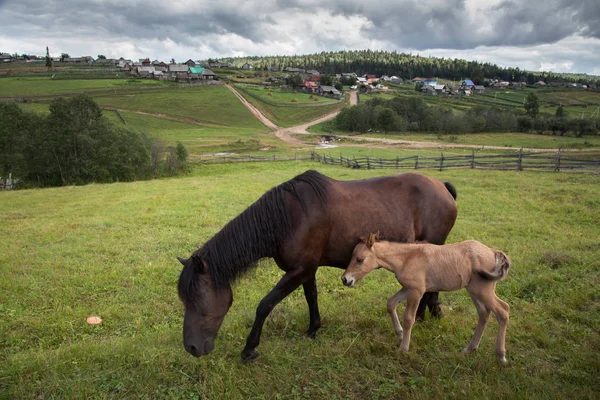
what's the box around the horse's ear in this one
[177,256,187,265]
[366,233,377,248]
[374,231,380,241]
[359,236,367,244]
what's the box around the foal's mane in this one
[181,170,330,296]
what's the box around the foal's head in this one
[342,232,380,287]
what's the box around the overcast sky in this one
[1,0,599,75]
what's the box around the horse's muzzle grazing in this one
[185,338,215,357]
[341,276,355,287]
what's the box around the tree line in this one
[213,50,600,85]
[329,95,600,137]
[0,95,188,188]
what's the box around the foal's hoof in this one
[241,348,259,362]
[498,356,508,365]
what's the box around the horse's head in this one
[177,256,233,357]
[341,232,380,287]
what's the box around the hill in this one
[206,50,600,85]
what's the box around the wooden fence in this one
[310,150,600,173]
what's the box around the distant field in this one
[1,162,599,399]
[0,77,171,96]
[238,87,345,127]
[358,132,600,149]
[93,86,266,130]
[239,85,338,105]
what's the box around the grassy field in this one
[1,162,599,399]
[0,77,171,96]
[354,132,600,149]
[235,85,346,128]
[239,85,338,105]
[93,86,266,130]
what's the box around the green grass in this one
[1,162,599,399]
[236,86,345,128]
[93,86,267,130]
[355,132,600,149]
[0,77,171,96]
[239,85,338,105]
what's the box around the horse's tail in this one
[479,251,511,281]
[444,181,457,200]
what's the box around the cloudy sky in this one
[1,0,599,75]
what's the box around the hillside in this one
[206,50,600,85]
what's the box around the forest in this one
[212,50,600,85]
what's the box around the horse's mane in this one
[180,170,330,297]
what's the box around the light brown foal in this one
[342,233,511,364]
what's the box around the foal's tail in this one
[479,251,511,281]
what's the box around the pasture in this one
[1,162,598,399]
[235,85,345,127]
[0,77,171,97]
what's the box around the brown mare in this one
[177,170,458,360]
[342,234,511,364]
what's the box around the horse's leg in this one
[416,292,442,320]
[387,287,410,342]
[241,267,314,361]
[463,290,491,354]
[400,289,425,352]
[302,274,321,339]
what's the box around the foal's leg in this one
[463,290,491,354]
[302,274,321,339]
[387,288,410,342]
[400,289,425,352]
[475,286,511,365]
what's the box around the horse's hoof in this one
[430,305,444,318]
[305,329,318,339]
[241,348,259,362]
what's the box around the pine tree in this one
[45,46,52,69]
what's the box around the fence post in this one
[396,156,399,168]
[367,156,371,169]
[555,149,561,172]
[340,154,343,165]
[439,153,444,171]
[380,158,383,169]
[517,148,523,171]
[415,155,419,169]
[471,150,475,169]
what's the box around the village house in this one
[534,80,546,86]
[300,80,318,93]
[390,76,403,84]
[306,69,319,76]
[168,64,190,81]
[141,58,151,66]
[461,79,475,88]
[473,85,486,93]
[0,53,12,63]
[423,79,437,86]
[420,85,437,95]
[411,77,424,83]
[242,63,253,70]
[199,68,216,80]
[318,85,342,99]
[136,66,155,78]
